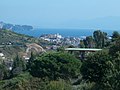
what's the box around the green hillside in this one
[0,29,37,45]
[0,29,39,58]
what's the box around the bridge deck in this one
[65,48,102,52]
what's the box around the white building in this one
[55,33,62,39]
[0,53,4,57]
[0,53,5,59]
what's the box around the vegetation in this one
[79,31,120,90]
[0,29,120,90]
[79,30,109,48]
[29,52,81,80]
[0,29,35,45]
[0,29,43,58]
[0,72,72,90]
[11,55,26,77]
[0,63,8,80]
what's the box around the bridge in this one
[65,48,102,52]
[65,48,102,60]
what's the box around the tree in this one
[79,40,85,48]
[27,52,35,70]
[0,63,8,80]
[83,36,95,48]
[109,37,120,56]
[108,52,120,90]
[11,55,26,77]
[80,50,113,83]
[93,30,107,48]
[29,52,81,80]
[112,31,120,41]
[57,47,65,52]
[80,49,120,90]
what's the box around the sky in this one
[1,0,120,29]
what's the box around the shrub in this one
[80,50,112,83]
[47,79,72,90]
[30,52,81,80]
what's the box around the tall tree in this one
[112,31,120,42]
[0,63,8,80]
[27,52,35,70]
[93,30,107,48]
[11,55,26,77]
[109,37,120,56]
[79,40,85,48]
[84,36,95,48]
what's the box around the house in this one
[0,53,5,59]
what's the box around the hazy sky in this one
[1,0,120,28]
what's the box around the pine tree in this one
[27,52,35,70]
[11,55,26,77]
[0,63,8,80]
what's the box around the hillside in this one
[0,29,40,58]
[0,29,36,45]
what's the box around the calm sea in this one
[15,28,116,37]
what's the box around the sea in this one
[15,28,118,37]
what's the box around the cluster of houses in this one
[40,33,81,47]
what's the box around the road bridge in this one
[65,48,102,60]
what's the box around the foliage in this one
[93,30,108,48]
[80,48,120,90]
[81,50,112,83]
[74,81,95,90]
[112,31,120,42]
[29,52,81,80]
[0,29,40,58]
[109,37,120,56]
[0,30,36,45]
[0,63,8,80]
[11,55,26,77]
[79,40,85,48]
[1,30,120,90]
[47,79,72,90]
[57,46,65,52]
[0,72,72,90]
[83,36,95,48]
[27,52,35,70]
[0,45,24,58]
[79,30,108,48]
[0,73,31,90]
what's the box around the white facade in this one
[0,53,4,57]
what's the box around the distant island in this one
[0,21,33,31]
